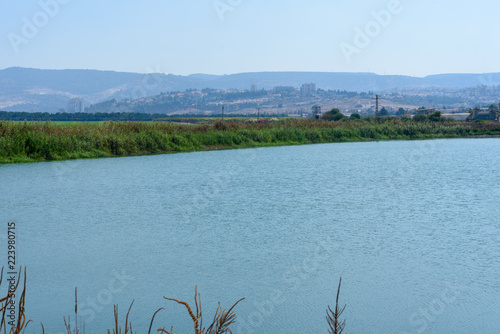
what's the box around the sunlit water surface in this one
[1,138,499,334]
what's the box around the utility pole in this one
[257,108,260,119]
[375,95,379,118]
[222,105,224,121]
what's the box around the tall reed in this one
[2,119,498,164]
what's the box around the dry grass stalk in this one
[14,271,30,333]
[205,299,244,334]
[0,267,31,334]
[157,326,173,334]
[63,316,72,334]
[163,286,202,334]
[0,267,18,331]
[148,308,165,334]
[63,287,80,334]
[107,300,135,334]
[326,277,346,334]
[75,287,78,334]
[162,286,244,334]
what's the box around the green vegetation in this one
[0,111,253,123]
[379,107,389,116]
[1,119,499,164]
[427,110,443,122]
[322,109,348,121]
[413,114,427,122]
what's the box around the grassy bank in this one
[1,118,499,164]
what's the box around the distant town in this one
[64,82,500,122]
[2,68,500,120]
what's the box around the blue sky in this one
[1,0,499,76]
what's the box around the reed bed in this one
[1,119,498,163]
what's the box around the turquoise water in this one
[1,138,499,334]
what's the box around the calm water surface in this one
[1,138,499,334]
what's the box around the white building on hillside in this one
[67,98,85,113]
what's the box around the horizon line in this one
[1,66,500,78]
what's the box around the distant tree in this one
[413,114,427,122]
[489,104,499,110]
[350,113,361,120]
[379,107,389,116]
[428,111,442,122]
[396,108,405,116]
[323,108,347,121]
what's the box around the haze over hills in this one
[1,67,499,113]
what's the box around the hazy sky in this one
[1,0,499,77]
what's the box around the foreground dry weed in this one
[0,267,30,334]
[107,301,135,334]
[2,268,347,333]
[326,277,346,334]
[160,286,244,334]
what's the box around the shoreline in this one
[1,119,499,164]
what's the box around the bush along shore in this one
[1,118,499,164]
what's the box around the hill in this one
[1,67,499,112]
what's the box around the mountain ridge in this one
[1,67,499,112]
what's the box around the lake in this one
[1,138,499,334]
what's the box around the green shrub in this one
[413,115,427,122]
